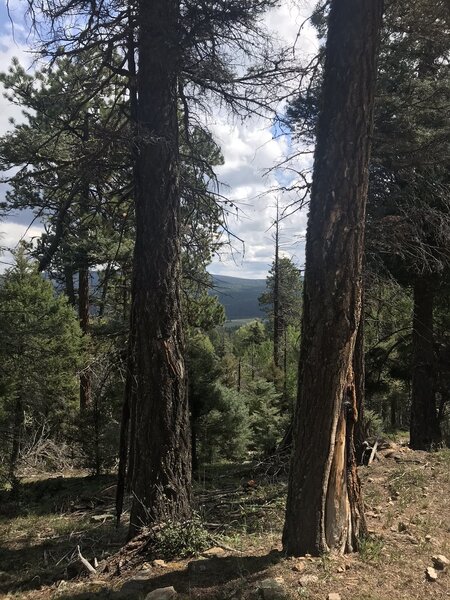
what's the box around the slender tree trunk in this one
[283,0,382,556]
[251,346,255,381]
[79,111,92,414]
[116,300,136,523]
[126,334,137,493]
[116,10,138,523]
[283,328,288,403]
[79,260,91,413]
[237,357,242,392]
[98,261,112,319]
[64,264,76,307]
[410,278,441,450]
[93,394,101,476]
[9,394,24,483]
[390,396,397,429]
[129,0,191,538]
[191,406,199,474]
[273,211,281,369]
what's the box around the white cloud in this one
[0,219,42,247]
[206,107,310,278]
[0,220,44,271]
[0,7,43,273]
[0,2,35,134]
[207,0,317,279]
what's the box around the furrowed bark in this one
[283,0,382,556]
[128,0,191,538]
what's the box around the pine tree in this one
[259,256,302,392]
[0,247,83,482]
[18,0,298,537]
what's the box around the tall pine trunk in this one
[116,10,138,523]
[273,211,281,369]
[79,112,92,414]
[410,278,441,450]
[129,0,191,538]
[283,0,383,556]
[78,259,91,413]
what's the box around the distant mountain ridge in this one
[37,270,267,321]
[210,274,266,320]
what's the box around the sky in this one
[0,0,318,278]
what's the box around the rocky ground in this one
[0,442,449,600]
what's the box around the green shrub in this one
[361,409,384,439]
[247,379,282,455]
[198,384,251,463]
[153,517,210,559]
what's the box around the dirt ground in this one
[1,443,449,600]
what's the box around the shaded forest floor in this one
[1,442,449,600]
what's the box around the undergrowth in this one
[153,517,210,559]
[358,535,384,563]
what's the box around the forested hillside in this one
[210,275,266,320]
[0,1,448,599]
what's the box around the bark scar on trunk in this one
[324,365,356,553]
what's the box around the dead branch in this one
[76,545,97,575]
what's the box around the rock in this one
[384,450,401,461]
[258,577,287,600]
[145,587,177,600]
[383,449,397,458]
[152,559,168,568]
[188,559,210,575]
[120,571,153,596]
[298,575,319,587]
[426,567,438,582]
[96,559,109,573]
[379,440,398,451]
[90,513,114,523]
[425,535,432,542]
[328,594,341,600]
[88,579,104,585]
[202,546,227,558]
[432,555,449,570]
[292,562,305,573]
[66,561,84,579]
[336,566,345,573]
[406,534,419,545]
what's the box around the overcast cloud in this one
[0,1,318,277]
